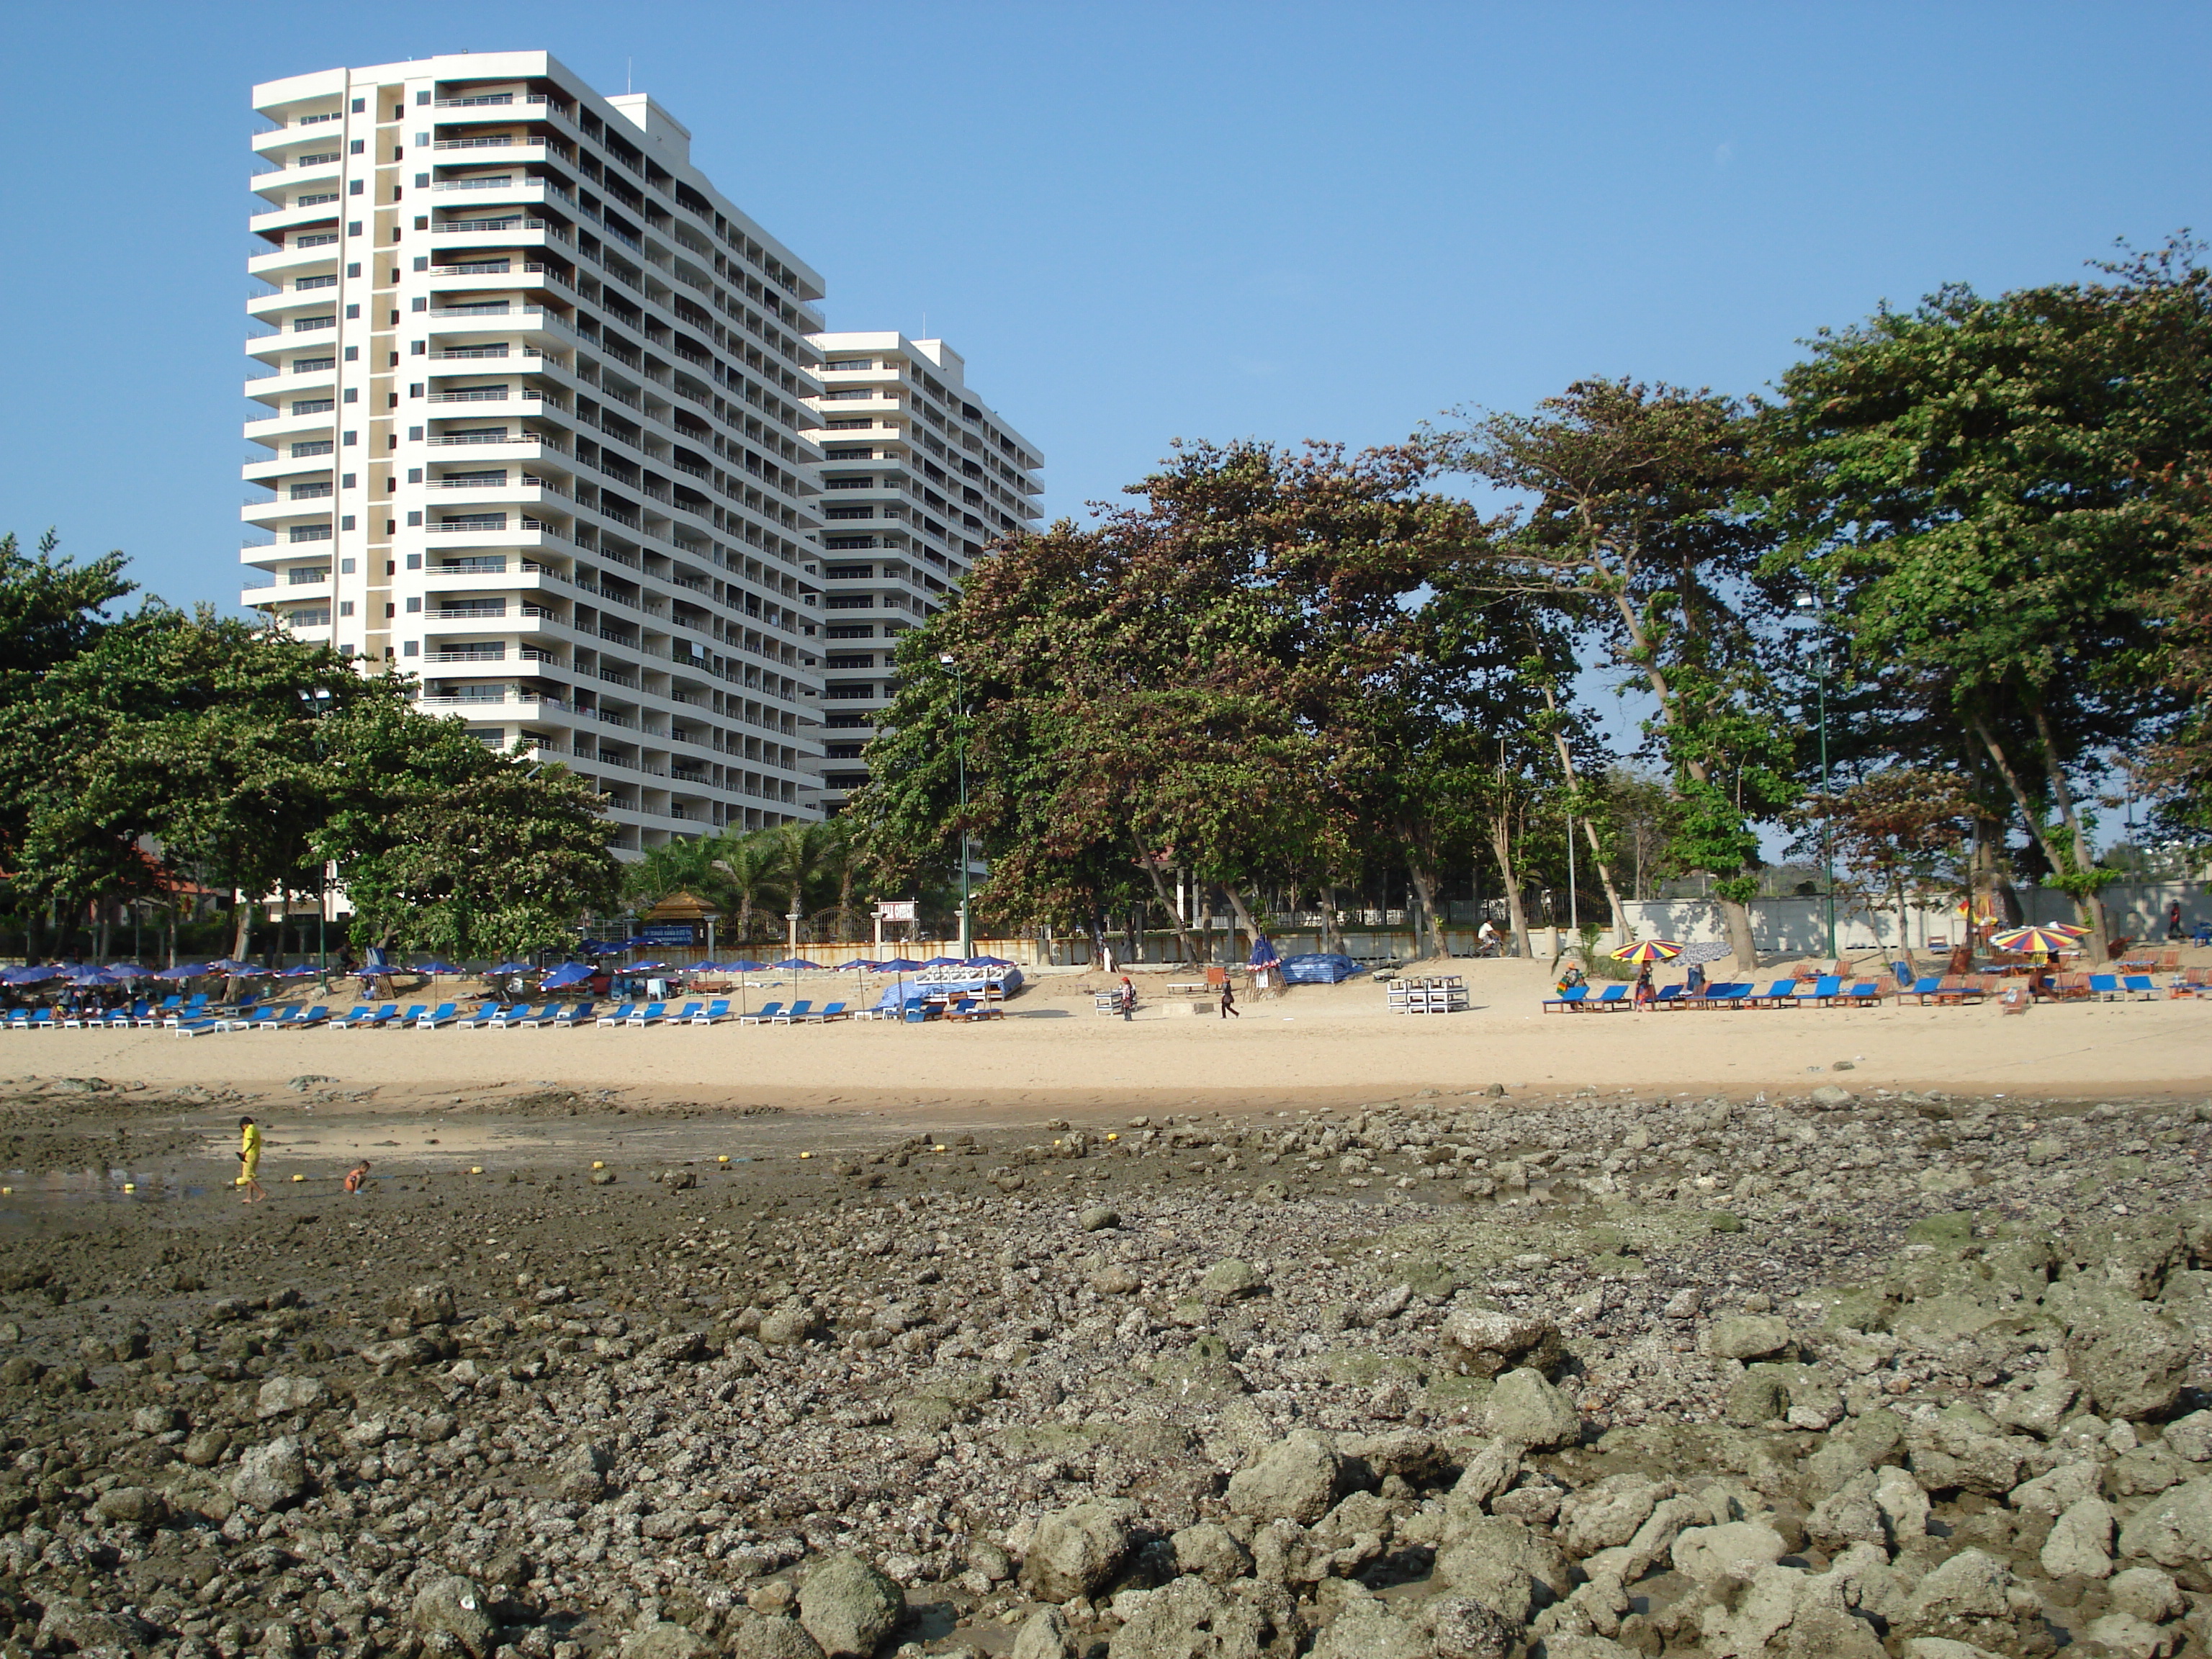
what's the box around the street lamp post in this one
[1794,593,1836,961]
[940,653,972,960]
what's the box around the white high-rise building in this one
[241,52,829,851]
[799,335,1043,811]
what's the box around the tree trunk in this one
[1972,712,2097,951]
[1136,845,1202,966]
[1220,884,1263,965]
[1537,683,1631,943]
[1403,853,1442,961]
[1717,897,1758,973]
[1488,809,1532,961]
[1321,886,1343,954]
[2028,698,2112,962]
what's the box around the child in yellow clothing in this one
[237,1117,265,1204]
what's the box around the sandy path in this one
[21,958,2211,1110]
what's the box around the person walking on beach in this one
[236,1117,265,1205]
[2169,900,2185,941]
[1220,981,1239,1019]
[1632,963,1655,1010]
[1118,975,1136,1021]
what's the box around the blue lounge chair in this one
[816,1001,849,1022]
[1891,961,1915,988]
[690,999,731,1025]
[289,1004,331,1029]
[549,1002,596,1025]
[2122,974,2158,1000]
[14,1010,57,1032]
[495,1002,553,1028]
[1653,984,1686,1007]
[625,1002,667,1027]
[1792,976,1843,1007]
[1584,984,1630,1010]
[460,1003,507,1029]
[595,1003,637,1027]
[1905,976,1943,1004]
[770,999,811,1025]
[1750,979,1798,1007]
[162,994,211,1028]
[145,994,183,1025]
[171,1018,219,1038]
[392,1004,428,1028]
[1842,980,1884,1006]
[109,1001,150,1028]
[417,1002,459,1029]
[903,999,936,1022]
[328,1004,380,1028]
[1542,987,1589,1012]
[253,1005,305,1030]
[668,1000,704,1023]
[739,1001,784,1025]
[1699,982,1751,1007]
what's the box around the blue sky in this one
[1,0,2207,646]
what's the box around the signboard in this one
[874,901,917,922]
[635,924,700,946]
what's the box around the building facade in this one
[242,52,828,852]
[799,335,1043,811]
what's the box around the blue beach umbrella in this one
[876,958,922,973]
[153,963,209,981]
[540,963,593,990]
[965,955,1015,968]
[773,958,824,971]
[414,960,462,976]
[1,965,61,985]
[839,959,883,971]
[490,961,534,975]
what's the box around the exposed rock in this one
[1011,1606,1077,1659]
[92,1484,168,1526]
[1434,1514,1569,1624]
[1022,1500,1138,1601]
[1199,1258,1263,1302]
[2040,1494,2116,1579]
[230,1435,308,1510]
[1105,1575,1270,1659]
[1307,1597,1428,1659]
[1484,1366,1581,1450]
[1557,1472,1663,1555]
[410,1574,497,1659]
[255,1373,330,1418]
[2118,1473,2212,1570]
[797,1553,904,1659]
[1226,1430,1343,1524]
[1419,1594,1519,1659]
[729,1615,827,1659]
[1703,1313,1794,1361]
[619,1623,709,1659]
[1170,1522,1254,1586]
[1438,1305,1562,1378]
[2064,1295,2191,1419]
[1671,1519,1788,1585]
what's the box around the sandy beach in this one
[20,956,2212,1116]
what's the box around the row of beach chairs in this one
[1546,963,2200,1013]
[0,996,871,1036]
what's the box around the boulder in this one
[1484,1367,1581,1450]
[1557,1473,1663,1556]
[1022,1500,1138,1601]
[1704,1315,1794,1362]
[1805,1473,1888,1552]
[1902,1548,2014,1627]
[2040,1495,2116,1579]
[1308,1598,1428,1659]
[410,1574,497,1659]
[1169,1522,1254,1586]
[1671,1520,1788,1585]
[1012,1606,1078,1659]
[797,1553,904,1659]
[1419,1594,1519,1659]
[619,1624,709,1659]
[403,1280,457,1326]
[1199,1259,1264,1302]
[2065,1296,2191,1420]
[757,1300,818,1346]
[2109,1567,2186,1624]
[1874,1467,1931,1542]
[1449,1439,1523,1514]
[255,1374,330,1418]
[1226,1431,1343,1525]
[230,1436,308,1511]
[1336,1428,1447,1485]
[1434,1514,1569,1624]
[92,1485,168,1527]
[1990,1370,2079,1439]
[1105,1575,1270,1659]
[729,1616,826,1659]
[2160,1408,2212,1462]
[2080,1611,2176,1658]
[36,1598,148,1658]
[1438,1306,1562,1378]
[2118,1474,2212,1570]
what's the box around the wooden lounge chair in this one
[1542,987,1589,1012]
[1842,980,1884,1005]
[1793,976,1842,1007]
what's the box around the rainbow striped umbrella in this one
[1610,939,1683,963]
[1990,925,2083,954]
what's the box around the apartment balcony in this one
[247,200,346,240]
[428,216,573,256]
[421,428,568,459]
[243,408,338,446]
[428,264,574,302]
[251,117,347,159]
[239,496,341,533]
[423,306,576,346]
[246,241,342,284]
[250,158,341,206]
[246,286,346,326]
[431,136,560,164]
[420,552,573,594]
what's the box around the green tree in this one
[1791,768,1974,956]
[1437,380,1794,969]
[316,709,619,960]
[1761,240,2212,958]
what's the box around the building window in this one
[339,515,356,531]
[403,641,418,656]
[339,601,356,617]
[288,524,333,543]
[405,598,422,613]
[340,558,356,573]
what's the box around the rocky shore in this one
[0,1078,2208,1658]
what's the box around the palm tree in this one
[708,831,784,945]
[768,822,837,943]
